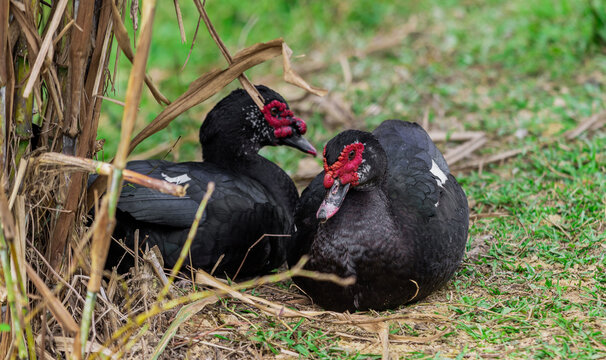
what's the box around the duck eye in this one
[270,107,279,117]
[348,150,356,160]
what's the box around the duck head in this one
[317,130,387,221]
[199,85,316,161]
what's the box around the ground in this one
[93,0,605,358]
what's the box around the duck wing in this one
[111,160,292,274]
[372,120,453,218]
[116,160,209,227]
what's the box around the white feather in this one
[430,160,448,188]
[161,173,191,185]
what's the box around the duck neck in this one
[204,140,297,214]
[201,134,261,164]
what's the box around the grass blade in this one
[150,296,219,360]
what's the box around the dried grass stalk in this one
[37,152,186,197]
[25,263,79,334]
[444,134,487,165]
[110,0,170,105]
[0,183,33,358]
[564,111,606,139]
[151,296,219,359]
[87,0,156,306]
[81,0,157,357]
[173,0,186,43]
[2,1,335,358]
[282,43,328,96]
[22,0,69,99]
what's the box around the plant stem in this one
[0,225,27,359]
[158,182,215,301]
[80,291,97,357]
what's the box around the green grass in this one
[99,0,606,358]
[451,136,606,358]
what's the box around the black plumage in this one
[290,120,469,311]
[106,85,317,277]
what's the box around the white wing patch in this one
[430,160,448,188]
[161,173,191,185]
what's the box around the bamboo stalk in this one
[46,0,116,271]
[0,0,8,87]
[13,51,32,209]
[0,86,6,174]
[0,13,14,177]
[13,55,33,140]
[65,0,95,138]
[47,0,94,269]
[49,0,114,270]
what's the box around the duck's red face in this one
[323,142,365,188]
[317,142,365,221]
[261,100,316,156]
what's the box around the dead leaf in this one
[282,43,328,97]
[129,39,284,154]
[86,39,284,208]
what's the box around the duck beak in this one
[279,135,317,156]
[317,180,350,222]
